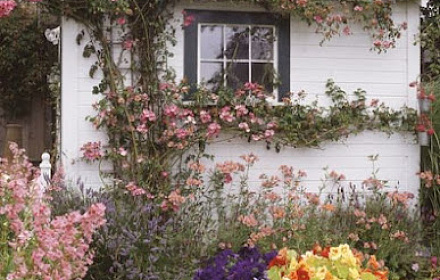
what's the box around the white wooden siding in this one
[61,1,421,195]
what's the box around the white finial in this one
[39,152,52,193]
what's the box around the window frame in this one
[184,9,290,101]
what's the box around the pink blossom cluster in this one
[0,0,42,18]
[0,0,17,17]
[418,170,439,188]
[276,0,404,51]
[238,214,258,227]
[0,143,106,279]
[80,141,102,162]
[279,165,307,187]
[386,191,415,208]
[125,181,146,196]
[161,189,186,212]
[215,160,245,184]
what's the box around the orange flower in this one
[288,271,299,280]
[324,271,334,280]
[368,255,381,270]
[321,247,330,258]
[270,206,286,219]
[268,248,288,269]
[373,270,388,280]
[297,265,310,280]
[312,243,322,255]
[321,203,335,212]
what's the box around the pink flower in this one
[267,121,278,129]
[244,82,258,91]
[164,104,179,117]
[182,11,195,27]
[159,82,171,90]
[117,17,126,25]
[123,39,133,50]
[0,0,17,18]
[264,129,275,139]
[354,5,363,12]
[238,214,258,227]
[207,122,221,138]
[238,122,250,132]
[252,134,261,141]
[80,142,102,162]
[0,147,106,279]
[296,0,307,7]
[167,190,186,212]
[383,41,392,49]
[240,153,259,164]
[141,109,157,122]
[118,147,128,156]
[219,106,235,123]
[343,26,351,36]
[400,21,408,30]
[175,128,188,139]
[332,14,342,23]
[313,15,323,24]
[125,182,146,196]
[136,124,149,133]
[234,105,249,117]
[199,110,211,123]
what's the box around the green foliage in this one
[421,0,440,78]
[0,3,57,121]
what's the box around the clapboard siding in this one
[61,1,421,194]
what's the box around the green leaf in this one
[267,268,282,280]
[360,272,377,280]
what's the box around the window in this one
[184,10,290,101]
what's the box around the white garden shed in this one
[60,0,421,196]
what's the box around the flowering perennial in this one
[0,143,106,280]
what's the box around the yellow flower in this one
[289,254,298,271]
[329,246,342,261]
[339,244,351,257]
[313,266,328,280]
[348,267,360,279]
[338,244,358,267]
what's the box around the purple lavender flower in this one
[193,247,276,280]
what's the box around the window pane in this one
[252,63,274,92]
[226,62,249,89]
[251,27,274,60]
[200,25,224,59]
[225,26,249,60]
[200,62,224,89]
